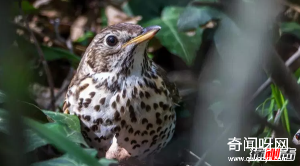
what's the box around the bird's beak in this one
[122,25,161,48]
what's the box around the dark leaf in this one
[40,46,81,67]
[128,0,191,22]
[280,22,300,39]
[143,7,202,65]
[0,91,48,123]
[12,1,38,15]
[16,36,80,68]
[25,118,102,166]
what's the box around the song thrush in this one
[63,23,180,162]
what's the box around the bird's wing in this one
[155,64,181,105]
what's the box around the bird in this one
[63,23,180,164]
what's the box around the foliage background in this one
[1,0,300,166]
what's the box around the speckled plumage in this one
[63,23,180,162]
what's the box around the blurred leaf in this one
[99,158,118,166]
[101,8,108,27]
[295,67,300,78]
[25,118,102,166]
[143,7,202,65]
[16,36,80,68]
[280,22,300,39]
[0,109,46,152]
[12,1,38,15]
[148,53,154,59]
[0,108,88,153]
[0,90,48,122]
[122,2,134,16]
[213,12,241,56]
[0,109,9,133]
[0,90,6,103]
[176,5,241,57]
[177,6,220,32]
[75,31,95,43]
[43,110,88,147]
[128,0,191,23]
[41,46,80,67]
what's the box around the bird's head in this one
[80,23,160,76]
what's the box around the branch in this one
[19,0,55,111]
[262,46,300,115]
[251,47,300,102]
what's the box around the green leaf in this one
[0,98,48,123]
[0,109,87,153]
[25,124,51,152]
[295,67,300,78]
[0,109,47,152]
[25,118,103,166]
[143,7,202,65]
[147,53,154,59]
[21,1,38,13]
[76,31,95,43]
[280,22,300,39]
[177,6,221,31]
[99,158,118,166]
[43,110,88,147]
[12,1,38,15]
[41,46,81,67]
[128,0,191,23]
[176,5,241,58]
[16,36,80,68]
[100,8,108,27]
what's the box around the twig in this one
[19,0,55,111]
[277,0,300,13]
[46,67,74,110]
[14,22,86,55]
[184,149,211,166]
[251,47,300,102]
[45,20,75,110]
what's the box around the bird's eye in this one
[106,35,118,46]
[296,133,300,140]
